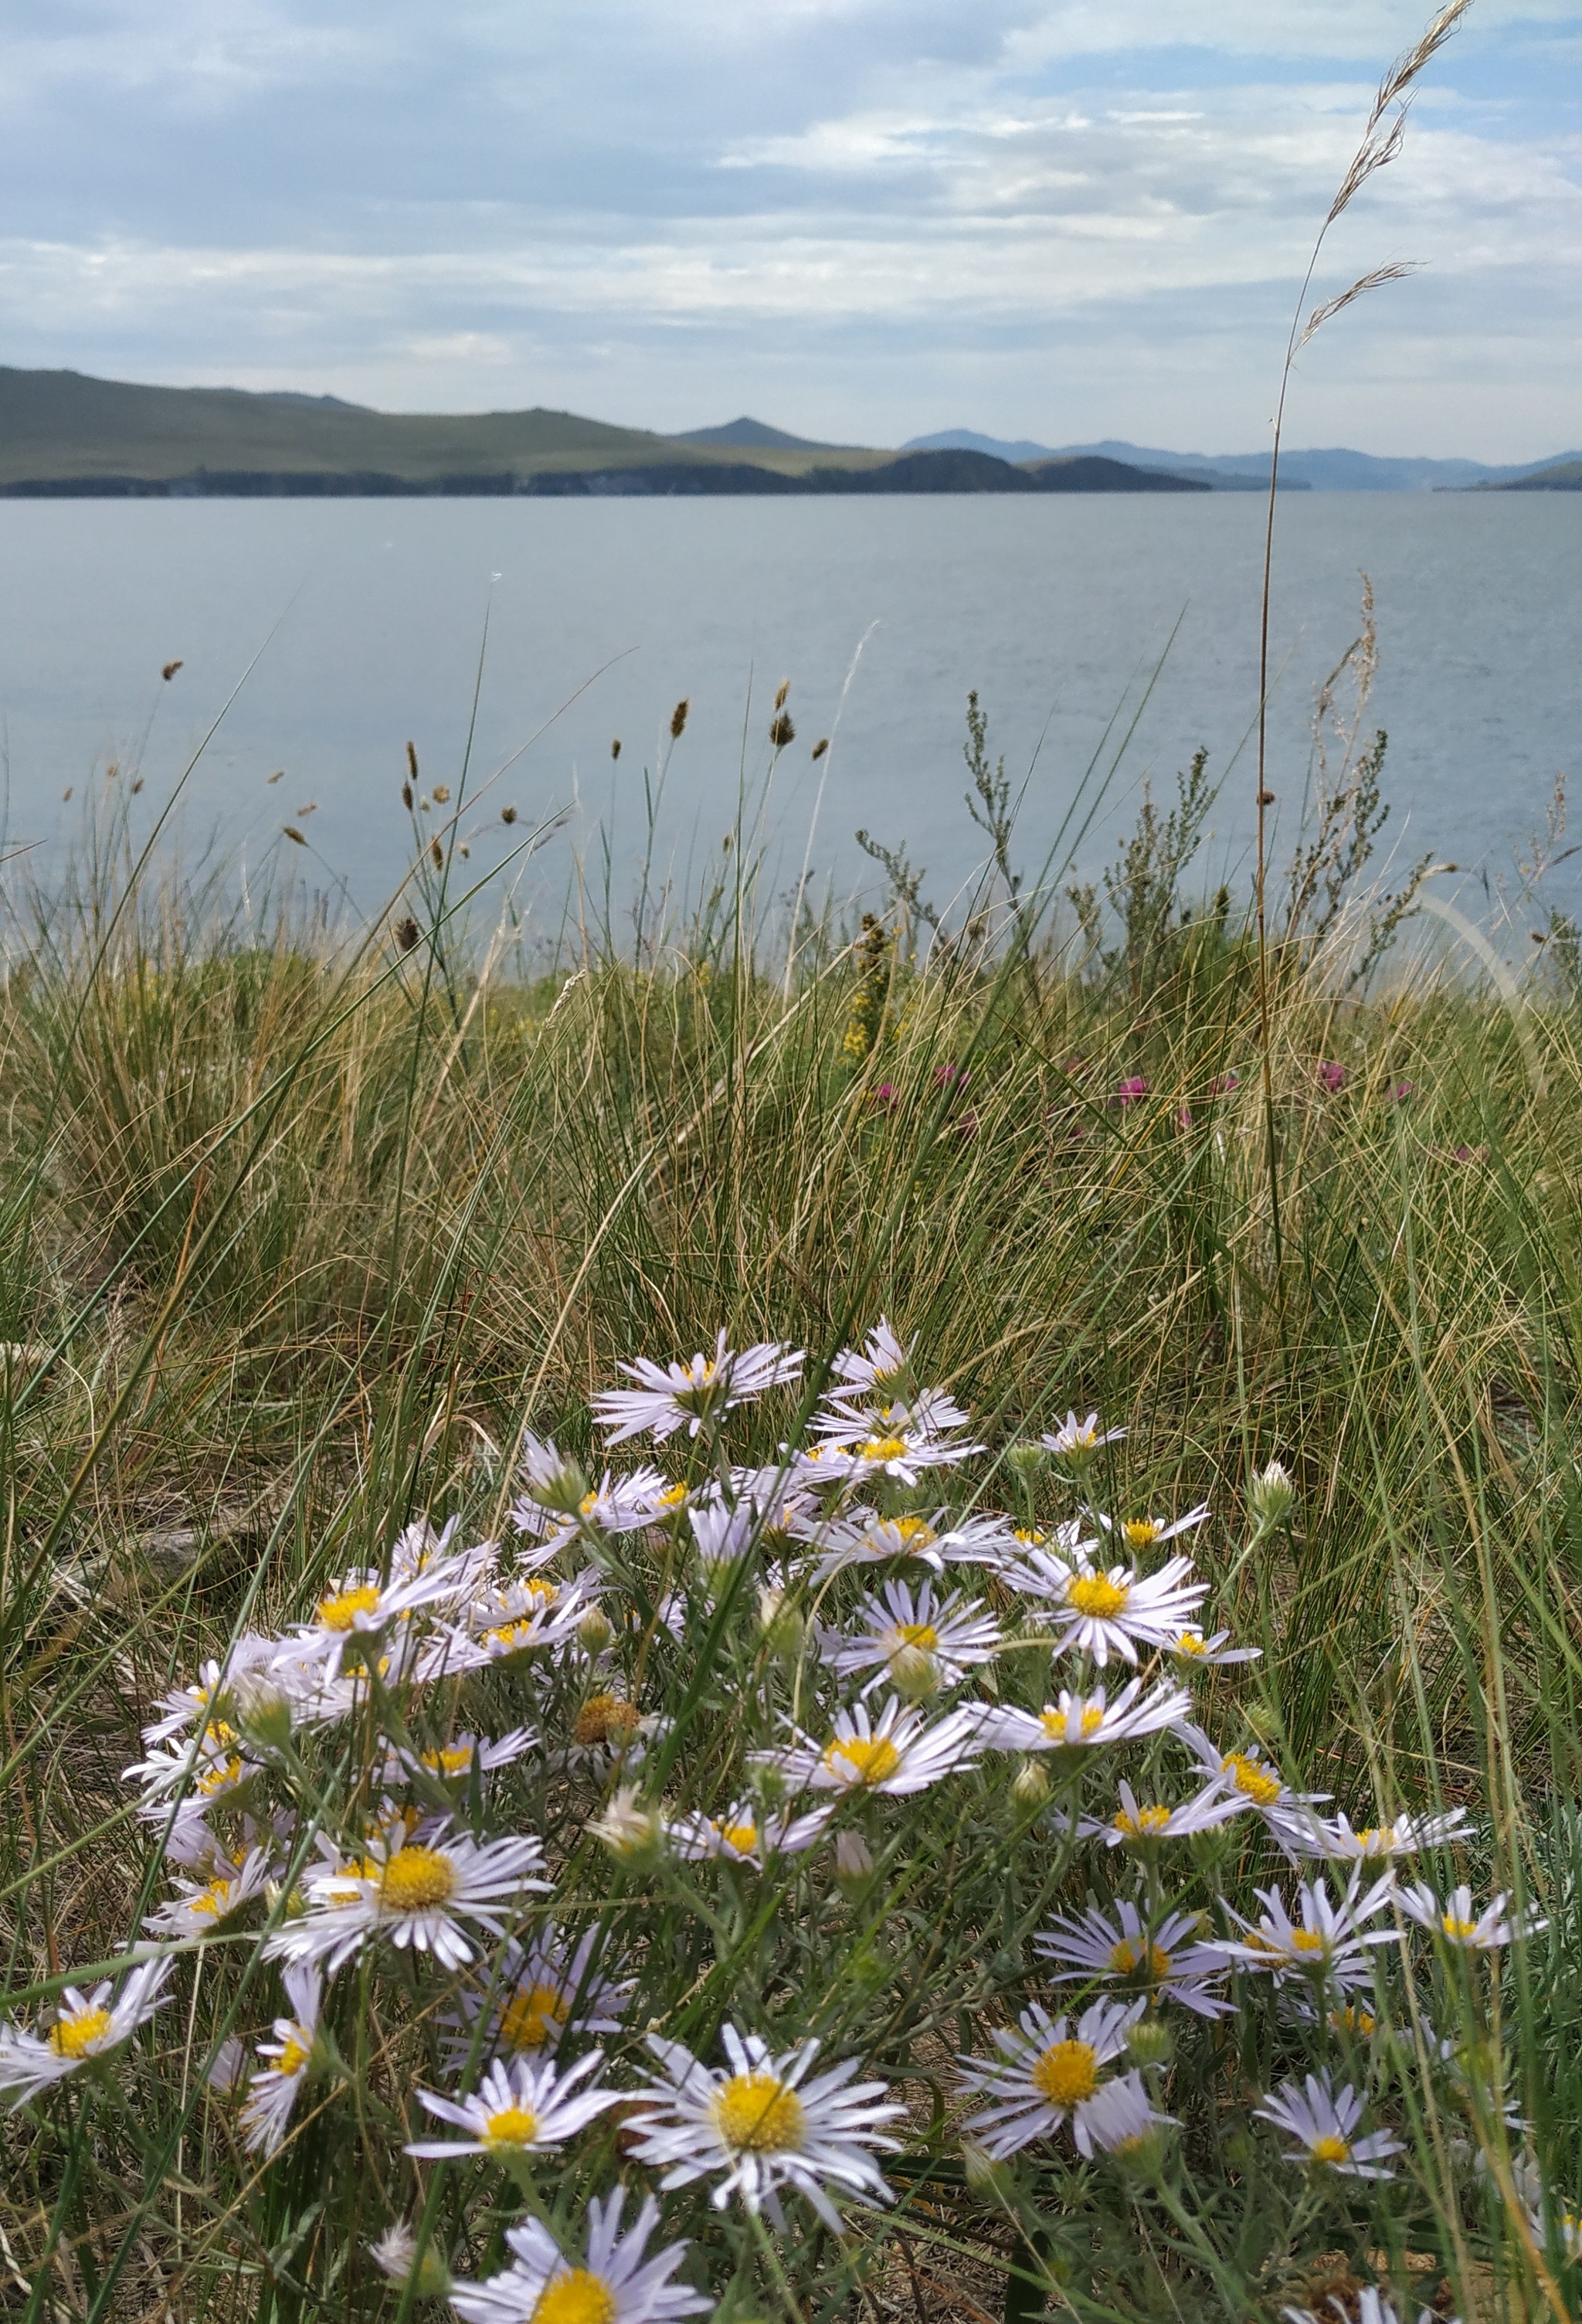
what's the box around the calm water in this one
[0,494,1576,931]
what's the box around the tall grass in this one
[0,678,1580,2322]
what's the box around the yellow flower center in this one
[891,1515,936,1544]
[720,1823,759,1856]
[188,1876,239,1920]
[198,1755,245,1797]
[274,2035,311,2078]
[895,1622,939,1650]
[1109,1939,1172,1978]
[1030,2039,1099,2106]
[1066,1574,1130,1620]
[657,1483,689,1507]
[499,1985,569,2050]
[823,1735,901,1788]
[861,1437,908,1462]
[1173,1632,1207,1657]
[1113,1804,1172,1838]
[573,1694,641,1747]
[579,1491,601,1517]
[1441,1913,1479,1942]
[423,1745,477,1779]
[711,2071,806,2152]
[1310,2134,1352,2166]
[379,1847,457,1913]
[482,2104,541,2151]
[487,1620,537,1655]
[1289,1928,1329,1955]
[1329,2006,1375,2037]
[1122,1519,1160,1549]
[1353,1825,1394,1853]
[1222,1753,1282,1807]
[49,2006,112,2059]
[532,2271,619,2324]
[1013,1527,1046,1545]
[317,1583,384,1632]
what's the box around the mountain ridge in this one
[903,428,1582,492]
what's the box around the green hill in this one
[0,367,885,487]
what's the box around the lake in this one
[0,494,1575,940]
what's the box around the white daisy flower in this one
[144,1844,274,1940]
[463,1572,599,1664]
[687,1500,764,1585]
[1073,1778,1251,1850]
[0,1956,172,2110]
[1036,1901,1231,2018]
[1397,1881,1546,1949]
[1078,2067,1176,2156]
[139,1640,280,1745]
[592,1332,803,1444]
[627,2023,902,2231]
[368,2221,453,2301]
[1098,1504,1210,1554]
[664,1799,833,1866]
[1021,1551,1208,1668]
[511,1464,671,1548]
[798,1507,949,1578]
[449,2189,711,2324]
[389,1517,495,1593]
[263,1822,548,1973]
[1254,2070,1400,2178]
[1179,1724,1329,1828]
[239,1964,322,2156]
[382,1728,538,1791]
[1275,1806,1474,1861]
[1526,2195,1582,2263]
[794,1426,979,1487]
[975,1677,1190,1755]
[811,1386,973,1449]
[442,1925,632,2067]
[827,1317,915,1397]
[818,1580,1000,1697]
[1283,2292,1435,2324]
[1167,1626,1262,1667]
[1216,1874,1400,1987]
[277,1553,476,1675]
[755,1696,984,1799]
[588,1785,664,1862]
[958,1998,1144,2159]
[1040,1411,1125,1462]
[406,2049,616,2162]
[557,1692,667,1771]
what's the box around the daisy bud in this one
[833,1829,874,1891]
[1011,1757,1052,1808]
[960,2138,1015,2198]
[230,1673,295,1753]
[576,1606,616,1656]
[1248,1459,1295,1530]
[1005,1442,1051,1489]
[889,1643,941,1700]
[1125,2019,1174,2072]
[368,2223,452,2301]
[589,1785,662,1866]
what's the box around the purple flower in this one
[868,1082,899,1113]
[1114,1076,1151,1107]
[1389,1079,1414,1103]
[933,1062,969,1090]
[955,1109,980,1139]
[1317,1061,1346,1094]
[1175,1106,1193,1132]
[1452,1143,1488,1164]
[1209,1072,1239,1097]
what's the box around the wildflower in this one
[1254,2070,1400,2178]
[1390,1079,1415,1101]
[1168,1626,1261,1667]
[1113,1076,1150,1106]
[139,1643,279,1745]
[1397,1881,1546,1949]
[1526,2194,1582,2263]
[628,2024,901,2231]
[1217,1874,1399,1988]
[465,1573,597,1664]
[817,1579,1000,1697]
[799,1507,949,1577]
[1277,1806,1473,1861]
[687,1500,764,1587]
[449,2190,710,2324]
[958,1998,1143,2159]
[369,2222,453,2301]
[1099,1503,1210,1554]
[279,1554,475,1677]
[406,2050,616,2162]
[1317,1060,1346,1092]
[755,1696,983,1799]
[1021,1551,1208,1668]
[443,1925,632,2066]
[1209,1072,1239,1096]
[1079,2068,1176,2157]
[796,1426,979,1489]
[0,1956,172,2110]
[384,1728,538,1792]
[1081,1778,1249,1850]
[264,1822,548,1973]
[239,1965,321,2156]
[145,1844,273,1940]
[592,1332,803,1444]
[1283,2294,1439,2324]
[664,1799,832,1866]
[558,1692,665,1771]
[1040,1411,1125,1463]
[1036,1901,1231,2017]
[827,1319,914,1397]
[513,1430,592,1517]
[1180,1724,1326,1827]
[589,1785,664,1864]
[974,1677,1190,1755]
[812,1383,974,1447]
[934,1061,969,1090]
[1248,1459,1296,1528]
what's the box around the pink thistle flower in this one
[933,1062,969,1091]
[1114,1077,1150,1107]
[1389,1079,1414,1103]
[1209,1072,1239,1096]
[867,1082,899,1113]
[1317,1061,1346,1094]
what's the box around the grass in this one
[1,691,1581,2324]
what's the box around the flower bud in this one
[531,1459,590,1517]
[1248,1459,1295,1530]
[1125,2019,1174,2071]
[756,1585,806,1663]
[960,2139,1014,2198]
[576,1606,616,1656]
[888,1643,940,1700]
[1010,1757,1051,1808]
[230,1673,295,1753]
[833,1829,874,1893]
[1005,1442,1051,1489]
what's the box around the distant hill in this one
[904,428,1582,492]
[672,416,853,452]
[1478,460,1582,491]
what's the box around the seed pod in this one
[768,712,796,748]
[670,698,689,739]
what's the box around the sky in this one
[1,2,1580,458]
